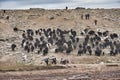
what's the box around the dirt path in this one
[0,71,120,80]
[0,64,120,80]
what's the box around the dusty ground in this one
[0,55,120,80]
[0,64,120,80]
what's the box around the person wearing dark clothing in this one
[66,6,68,10]
[81,14,83,19]
[85,14,90,20]
[94,20,97,25]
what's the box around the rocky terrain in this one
[0,8,120,80]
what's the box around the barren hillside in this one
[0,8,120,36]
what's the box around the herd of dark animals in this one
[12,27,120,56]
[11,26,120,65]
